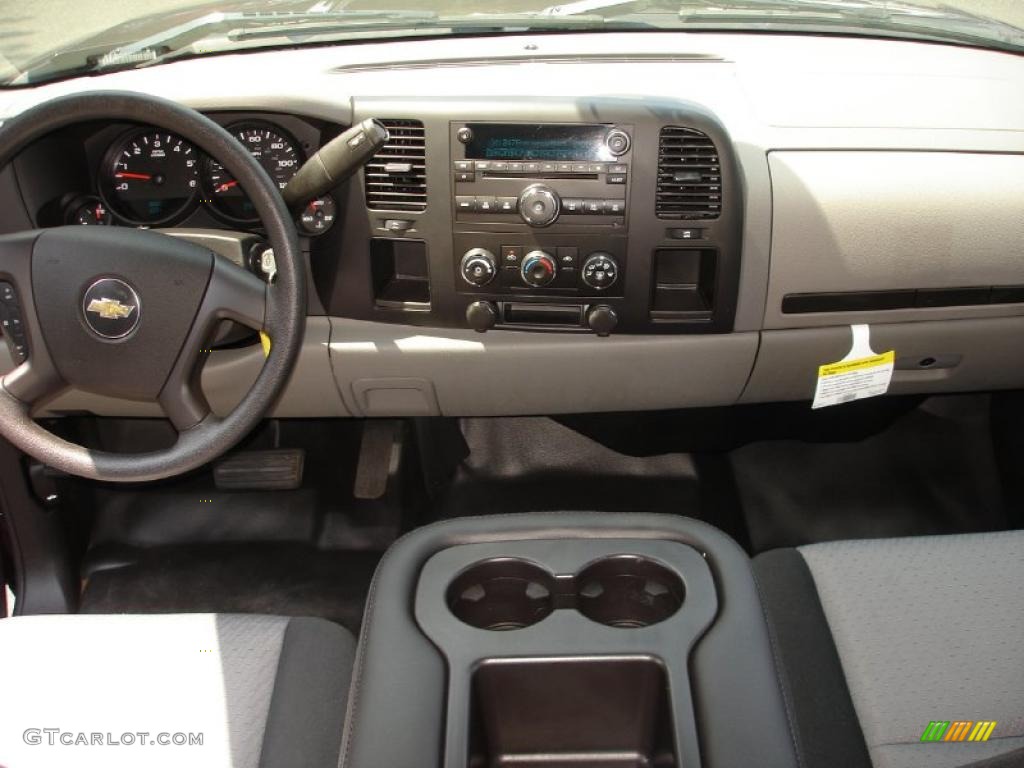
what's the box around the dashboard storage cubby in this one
[468,657,676,768]
[416,539,718,768]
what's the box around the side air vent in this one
[365,119,426,212]
[656,126,721,220]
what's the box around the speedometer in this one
[204,122,303,222]
[101,130,199,224]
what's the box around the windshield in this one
[2,0,1023,87]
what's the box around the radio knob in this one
[518,184,560,227]
[605,129,631,156]
[581,252,619,290]
[521,250,558,287]
[460,248,497,287]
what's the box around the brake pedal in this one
[213,449,304,491]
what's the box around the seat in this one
[754,530,1024,768]
[0,613,356,768]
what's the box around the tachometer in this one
[101,130,199,224]
[204,122,303,222]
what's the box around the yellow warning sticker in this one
[819,352,895,378]
[812,326,894,409]
[260,331,272,358]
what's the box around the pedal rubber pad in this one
[214,449,304,491]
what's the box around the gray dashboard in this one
[1,31,1023,418]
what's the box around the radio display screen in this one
[463,124,614,161]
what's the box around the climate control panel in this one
[454,233,625,298]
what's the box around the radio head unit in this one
[451,122,632,229]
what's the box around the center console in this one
[338,514,799,768]
[326,98,743,336]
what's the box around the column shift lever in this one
[282,118,389,211]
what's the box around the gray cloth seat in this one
[0,613,356,768]
[755,530,1024,768]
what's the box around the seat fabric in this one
[0,613,355,768]
[757,531,1024,768]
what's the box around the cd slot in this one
[502,303,584,327]
[481,172,599,181]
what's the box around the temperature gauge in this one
[298,196,337,236]
[66,196,112,226]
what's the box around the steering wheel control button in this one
[521,250,558,288]
[0,281,29,363]
[461,248,497,287]
[518,184,560,227]
[605,129,631,156]
[82,278,141,339]
[582,253,619,290]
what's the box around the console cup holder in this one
[576,555,685,628]
[447,558,556,631]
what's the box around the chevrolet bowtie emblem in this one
[86,297,136,320]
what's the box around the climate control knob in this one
[518,184,560,227]
[460,248,497,287]
[581,252,619,290]
[521,250,558,287]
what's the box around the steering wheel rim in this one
[0,91,305,482]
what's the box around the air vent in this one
[365,119,426,212]
[656,127,721,220]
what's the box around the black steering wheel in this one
[0,92,305,482]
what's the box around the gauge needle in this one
[115,172,153,180]
[216,180,239,192]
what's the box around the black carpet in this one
[80,543,380,633]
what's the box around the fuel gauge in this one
[66,196,112,226]
[298,196,337,236]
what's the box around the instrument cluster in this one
[66,119,336,236]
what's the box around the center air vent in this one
[365,119,426,212]
[656,127,721,220]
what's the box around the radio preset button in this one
[608,164,629,174]
[507,162,525,172]
[572,163,590,173]
[497,197,518,213]
[540,162,557,174]
[454,160,474,171]
[556,162,574,173]
[474,161,493,171]
[523,162,541,174]
[474,196,498,213]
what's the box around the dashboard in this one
[1,31,1023,419]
